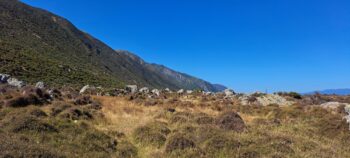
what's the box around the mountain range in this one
[305,89,350,96]
[0,0,226,92]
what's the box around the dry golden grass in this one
[3,90,349,158]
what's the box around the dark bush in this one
[1,116,57,133]
[215,111,246,132]
[165,133,196,153]
[74,95,92,105]
[29,108,48,117]
[133,122,170,147]
[59,108,93,120]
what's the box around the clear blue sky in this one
[22,0,350,93]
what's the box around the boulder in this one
[224,89,235,96]
[343,105,350,130]
[177,89,184,94]
[0,74,10,83]
[139,87,150,93]
[152,89,160,96]
[79,85,90,94]
[126,85,138,94]
[35,81,45,89]
[7,78,25,88]
[186,90,193,94]
[204,92,213,96]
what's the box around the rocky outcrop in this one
[224,89,235,97]
[0,74,25,88]
[7,78,26,88]
[240,94,294,106]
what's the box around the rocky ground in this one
[1,75,350,158]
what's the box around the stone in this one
[7,78,25,88]
[177,89,184,94]
[126,85,138,94]
[343,105,350,130]
[186,90,193,94]
[79,85,90,94]
[224,89,235,96]
[35,81,45,89]
[204,92,213,96]
[0,74,10,83]
[152,89,160,96]
[139,87,150,93]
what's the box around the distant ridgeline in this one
[305,89,350,96]
[0,0,225,92]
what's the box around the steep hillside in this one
[0,0,225,91]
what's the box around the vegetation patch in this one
[133,122,171,148]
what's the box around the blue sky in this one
[22,0,350,93]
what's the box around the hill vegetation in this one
[0,0,224,91]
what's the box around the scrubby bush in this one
[165,133,197,153]
[215,111,246,132]
[133,122,171,147]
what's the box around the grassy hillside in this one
[0,0,225,91]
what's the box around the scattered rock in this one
[240,94,294,106]
[126,85,138,94]
[224,89,235,97]
[152,89,160,96]
[164,88,172,93]
[79,85,90,94]
[0,74,10,83]
[186,90,193,94]
[7,78,25,88]
[35,81,45,89]
[47,89,62,98]
[177,89,184,94]
[204,92,213,96]
[139,87,150,93]
[344,106,350,130]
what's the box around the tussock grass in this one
[1,93,350,157]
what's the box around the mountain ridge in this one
[305,88,350,96]
[0,0,226,92]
